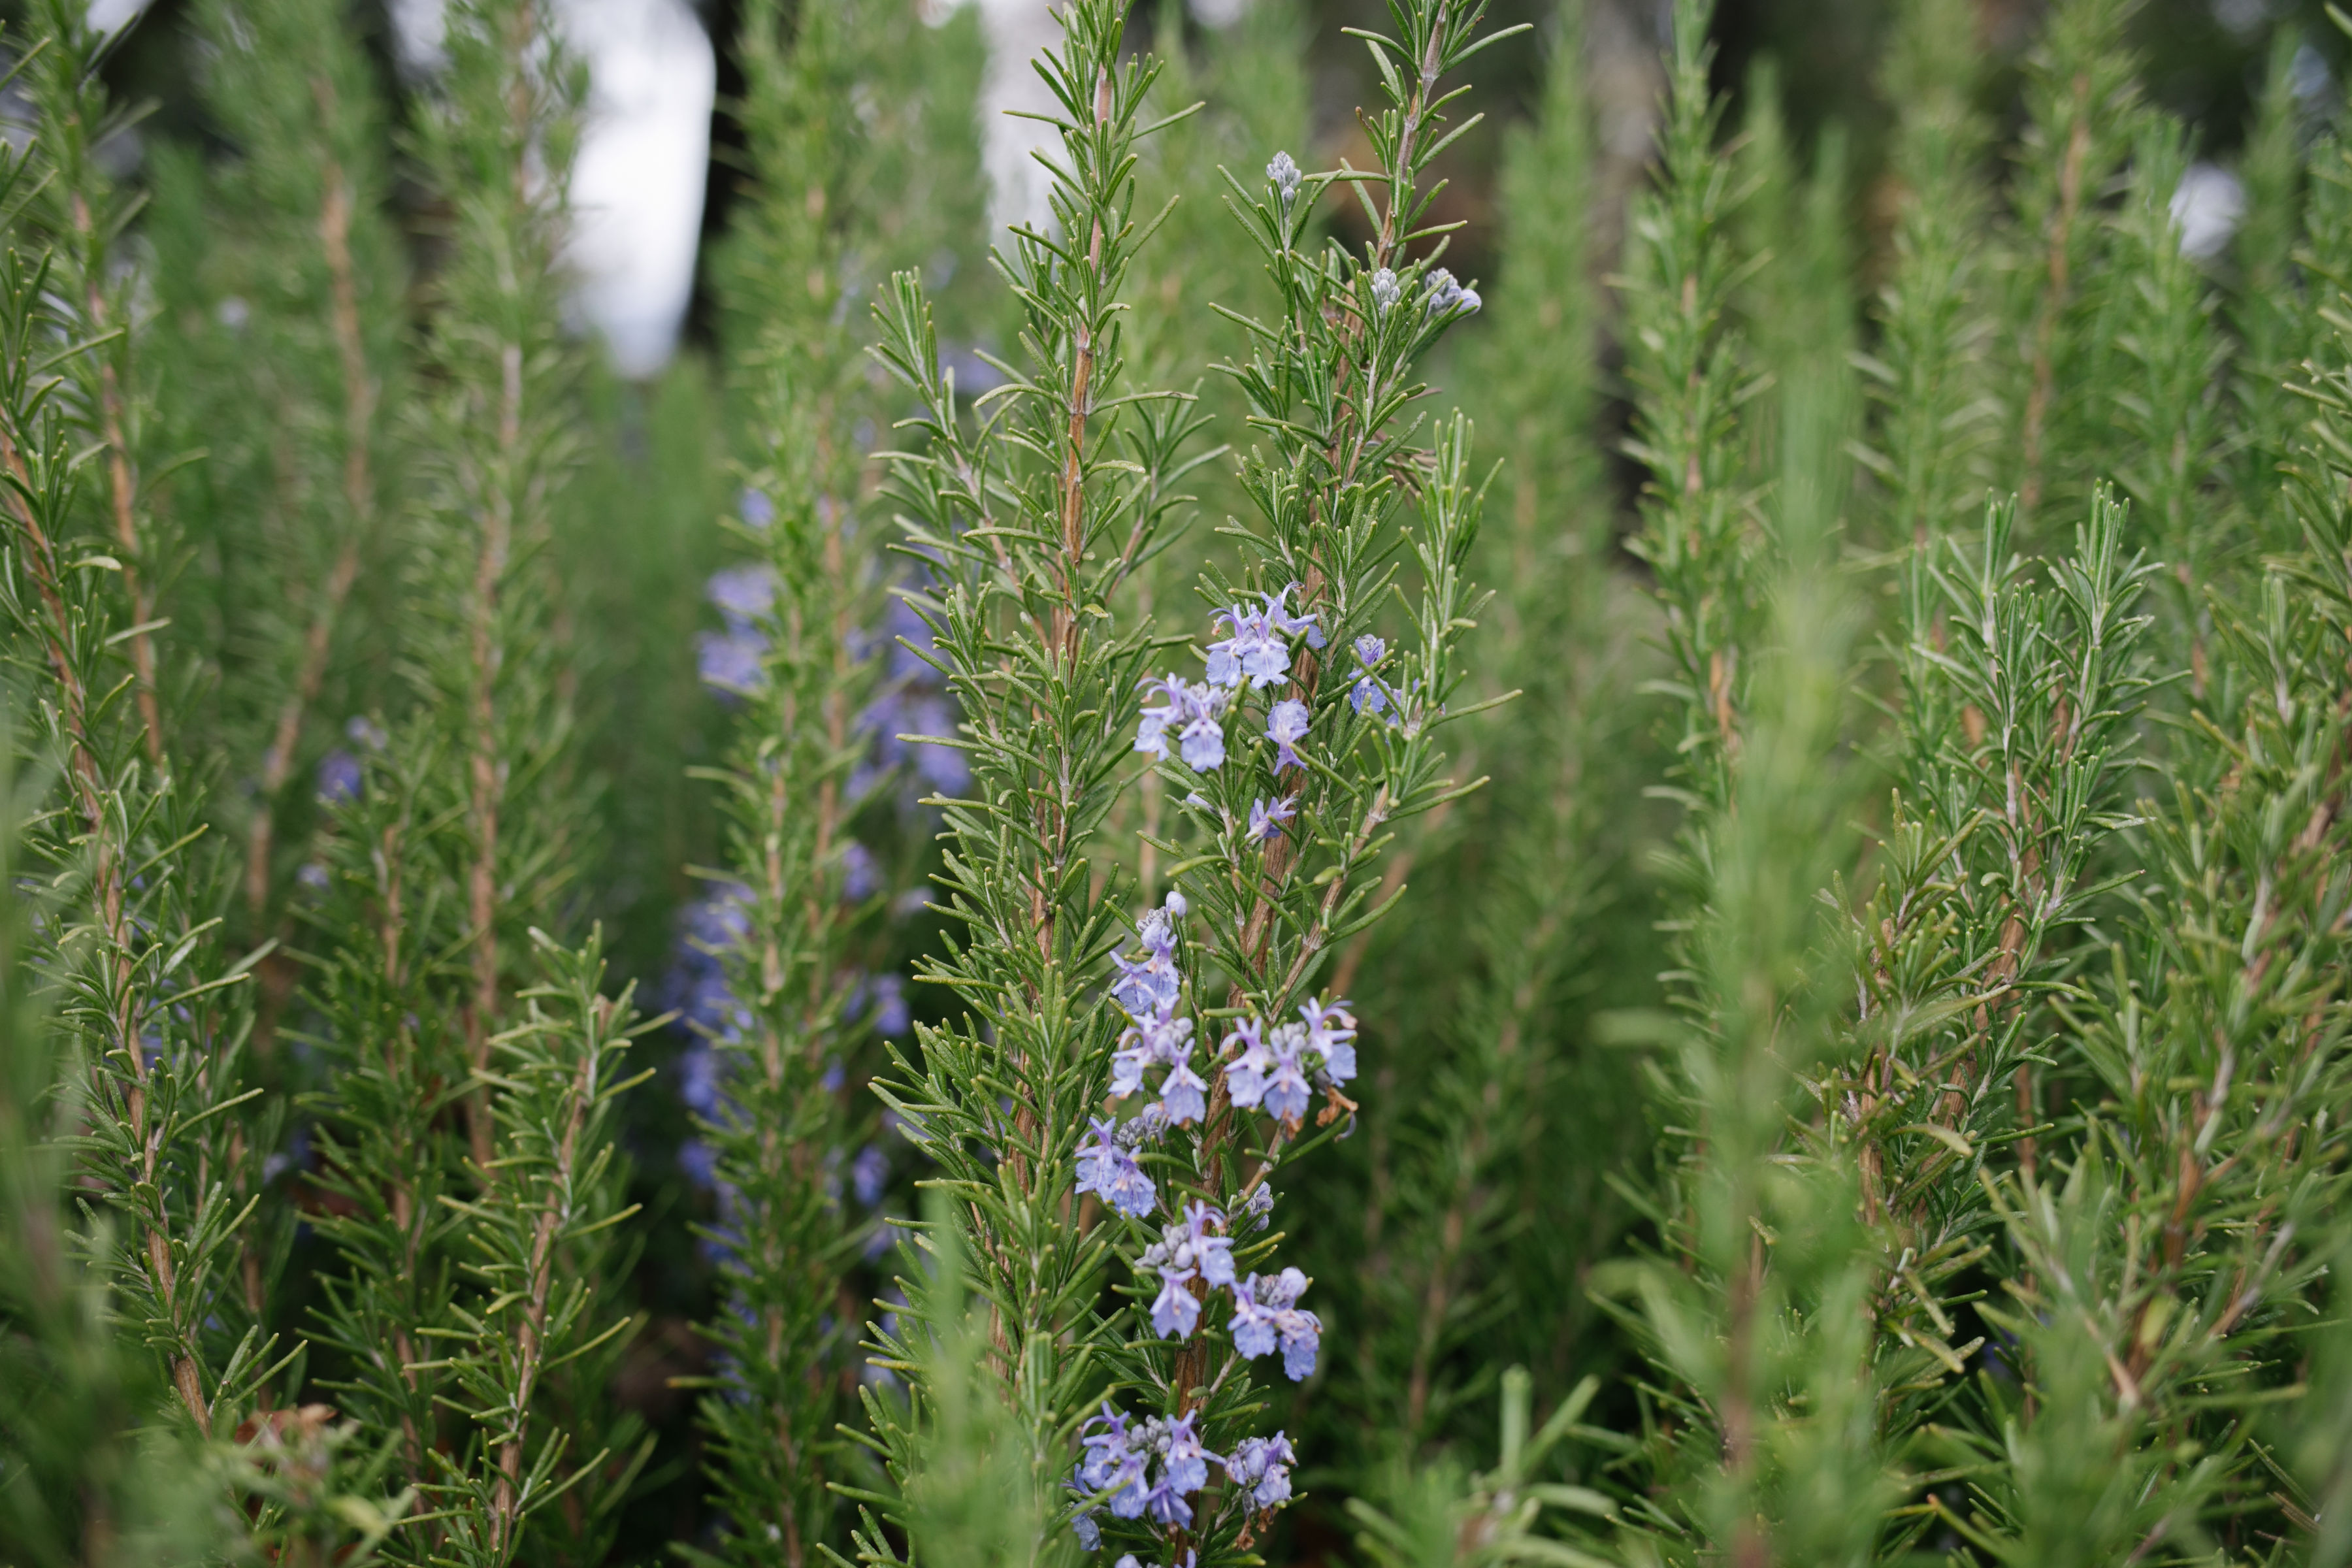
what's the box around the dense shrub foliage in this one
[7,0,2352,1564]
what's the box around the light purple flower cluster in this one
[698,564,779,696]
[1230,1266,1322,1381]
[1120,1196,1320,1380]
[1102,893,1212,1128]
[316,749,363,804]
[1077,1405,1217,1531]
[1077,1117,1156,1218]
[1424,267,1482,318]
[1140,1201,1235,1337]
[1135,676,1229,771]
[1348,632,1407,727]
[1222,997,1357,1125]
[857,596,970,796]
[1071,1404,1298,1552]
[1205,584,1321,688]
[1135,583,1323,776]
[1226,1431,1297,1510]
[1266,699,1310,772]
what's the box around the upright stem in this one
[0,429,209,1437]
[2017,72,2091,520]
[67,190,165,767]
[244,139,379,926]
[489,1042,596,1554]
[465,342,522,1173]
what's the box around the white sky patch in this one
[389,0,450,73]
[86,0,150,35]
[977,0,1063,237]
[561,0,715,377]
[391,0,715,379]
[2172,162,2245,263]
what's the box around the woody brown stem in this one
[489,1027,598,1555]
[0,421,210,1437]
[463,339,523,1175]
[244,133,380,932]
[67,191,165,768]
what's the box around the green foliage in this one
[12,0,2352,1563]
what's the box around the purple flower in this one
[1080,1405,1151,1518]
[841,841,879,901]
[1160,1411,1213,1494]
[1158,1053,1209,1125]
[1259,1023,1313,1122]
[1249,795,1296,843]
[679,1137,720,1190]
[1299,996,1358,1083]
[1078,1403,1130,1486]
[1077,1118,1157,1217]
[1143,1475,1194,1528]
[1353,633,1385,666]
[1138,676,1228,772]
[1229,1277,1280,1358]
[1266,700,1310,772]
[707,563,780,630]
[1111,949,1181,1022]
[872,691,971,794]
[316,750,362,804]
[852,1144,888,1207]
[1113,1004,1196,1100]
[1166,1200,1234,1287]
[1260,583,1322,650]
[1350,675,1389,716]
[1135,676,1186,759]
[1232,1269,1320,1380]
[859,973,911,1036]
[1139,900,1180,955]
[1227,1432,1296,1510]
[698,628,769,693]
[1203,605,1258,689]
[740,486,776,529]
[1206,584,1320,691]
[678,1044,727,1119]
[1281,1307,1323,1380]
[684,883,754,949]
[1152,1266,1201,1338]
[1179,714,1226,772]
[1222,1017,1274,1109]
[1110,1035,1154,1099]
[1240,1182,1274,1232]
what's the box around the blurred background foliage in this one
[76,0,2352,314]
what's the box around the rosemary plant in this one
[8,0,2352,1563]
[852,0,1510,1563]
